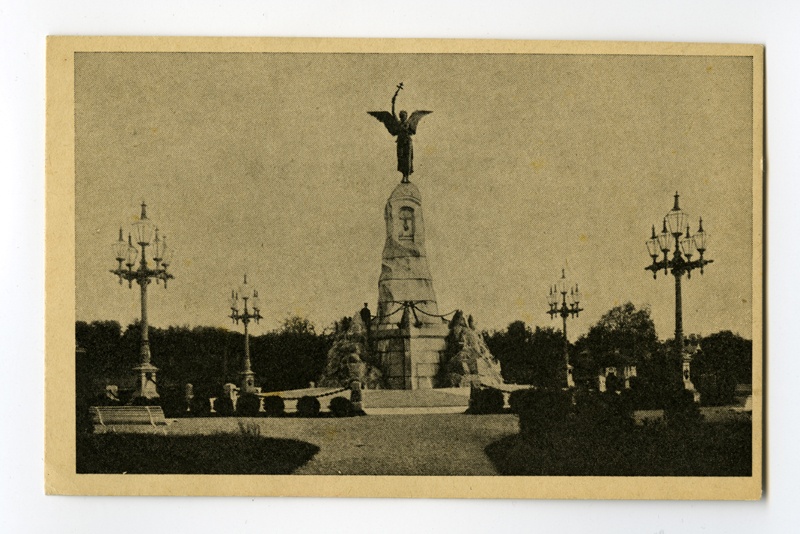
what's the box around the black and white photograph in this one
[46,37,762,499]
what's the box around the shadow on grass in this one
[485,420,752,476]
[77,432,319,474]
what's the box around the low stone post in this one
[184,383,194,412]
[350,379,364,413]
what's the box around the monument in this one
[316,85,506,390]
[368,84,449,389]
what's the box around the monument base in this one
[375,321,448,389]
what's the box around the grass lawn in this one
[79,413,519,475]
[485,419,752,476]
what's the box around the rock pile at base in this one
[439,311,504,388]
[318,312,383,389]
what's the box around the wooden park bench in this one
[90,405,168,427]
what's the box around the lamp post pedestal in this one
[565,363,575,389]
[681,354,700,401]
[133,363,160,399]
[681,355,694,389]
[240,370,256,393]
[562,315,575,389]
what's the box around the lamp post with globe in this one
[228,274,262,393]
[547,268,583,389]
[110,202,173,400]
[645,192,712,397]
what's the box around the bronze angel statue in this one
[368,83,432,183]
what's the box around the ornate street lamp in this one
[110,202,173,399]
[645,192,712,396]
[547,268,583,388]
[229,274,262,393]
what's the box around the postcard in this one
[46,37,763,498]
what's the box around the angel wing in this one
[406,110,433,134]
[367,111,401,136]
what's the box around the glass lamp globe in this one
[133,202,155,246]
[665,192,688,237]
[160,236,172,270]
[152,228,163,263]
[556,269,568,296]
[112,228,128,263]
[646,225,660,258]
[680,226,695,258]
[657,218,672,252]
[694,217,707,254]
[125,234,139,268]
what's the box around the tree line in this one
[483,302,752,405]
[76,315,332,400]
[77,302,751,406]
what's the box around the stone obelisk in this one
[373,181,449,389]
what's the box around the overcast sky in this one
[74,51,754,340]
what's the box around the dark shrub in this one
[214,396,235,416]
[158,389,189,418]
[329,396,354,417]
[190,396,212,417]
[297,396,321,418]
[468,387,505,414]
[262,396,285,417]
[569,389,635,432]
[600,390,635,430]
[627,376,669,410]
[237,393,262,417]
[76,399,94,434]
[572,389,604,421]
[663,387,702,426]
[515,389,572,434]
[509,388,536,414]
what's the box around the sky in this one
[74,51,755,341]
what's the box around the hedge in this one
[262,396,286,417]
[297,396,321,418]
[329,396,354,417]
[468,387,505,414]
[236,393,262,417]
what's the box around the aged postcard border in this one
[46,36,763,499]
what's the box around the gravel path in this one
[158,413,519,475]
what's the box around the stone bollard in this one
[185,383,194,412]
[223,383,239,411]
[350,379,364,414]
